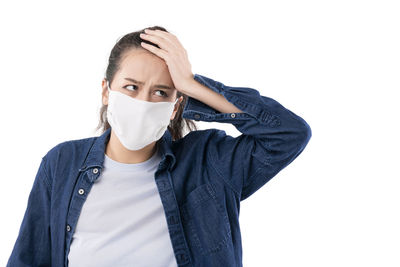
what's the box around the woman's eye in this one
[123,85,168,97]
[123,84,138,91]
[156,90,168,97]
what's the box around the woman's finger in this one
[140,41,168,60]
[143,29,182,50]
[140,33,172,52]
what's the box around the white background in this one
[1,0,399,266]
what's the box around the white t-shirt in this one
[68,145,178,267]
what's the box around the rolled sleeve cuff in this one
[182,73,281,127]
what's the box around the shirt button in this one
[177,253,187,263]
[66,225,71,232]
[194,114,200,119]
[92,168,98,174]
[230,113,236,118]
[78,188,85,195]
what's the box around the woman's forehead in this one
[118,50,172,82]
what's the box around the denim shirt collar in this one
[79,127,176,173]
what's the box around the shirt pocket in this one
[180,183,232,256]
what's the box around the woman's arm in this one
[181,77,244,114]
[182,73,312,201]
[7,157,52,266]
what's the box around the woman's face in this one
[102,48,182,119]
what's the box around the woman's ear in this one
[101,78,109,106]
[170,96,184,121]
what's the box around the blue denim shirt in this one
[7,73,311,267]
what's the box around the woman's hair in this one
[94,25,198,141]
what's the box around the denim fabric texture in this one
[7,73,312,267]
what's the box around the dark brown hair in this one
[94,25,198,141]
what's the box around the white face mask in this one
[106,80,179,151]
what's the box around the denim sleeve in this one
[7,157,52,267]
[182,73,312,201]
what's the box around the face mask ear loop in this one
[106,79,111,92]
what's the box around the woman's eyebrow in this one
[124,77,174,90]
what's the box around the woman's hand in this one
[139,29,194,94]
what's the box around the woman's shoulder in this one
[37,134,99,187]
[171,127,233,158]
[180,128,233,142]
[175,128,223,145]
[43,135,96,160]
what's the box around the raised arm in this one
[181,74,312,201]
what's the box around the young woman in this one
[7,26,312,267]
